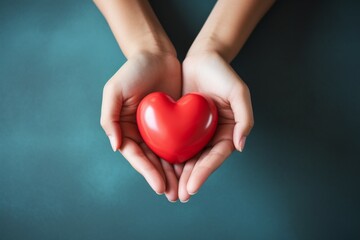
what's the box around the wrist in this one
[95,0,176,59]
[183,49,223,81]
[186,35,230,62]
[127,32,177,59]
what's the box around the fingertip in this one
[155,180,166,195]
[165,193,178,203]
[189,191,198,196]
[238,136,247,152]
[153,183,166,196]
[233,123,249,152]
[144,172,166,195]
[108,135,118,152]
[178,159,196,203]
[229,86,254,151]
[233,124,242,151]
[178,184,191,203]
[178,187,190,203]
[187,180,201,197]
[104,124,122,152]
[161,160,179,202]
[114,126,123,150]
[101,79,123,151]
[120,139,166,196]
[180,198,190,203]
[185,157,221,196]
[164,183,179,202]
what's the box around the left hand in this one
[100,52,181,201]
[177,52,254,202]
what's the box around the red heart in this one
[137,92,218,164]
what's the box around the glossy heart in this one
[137,92,218,164]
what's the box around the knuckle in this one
[232,82,251,100]
[100,116,109,130]
[102,80,115,95]
[248,118,255,129]
[102,82,110,94]
[239,118,254,133]
[245,114,254,128]
[245,118,255,133]
[240,83,250,95]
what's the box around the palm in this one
[183,55,242,147]
[118,54,181,146]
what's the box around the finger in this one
[120,138,166,194]
[187,140,233,195]
[100,79,123,151]
[161,160,179,202]
[229,84,254,152]
[178,158,197,203]
[140,143,166,184]
[174,163,184,179]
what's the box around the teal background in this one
[1,0,360,239]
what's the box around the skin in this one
[94,0,181,201]
[178,0,275,201]
[94,0,275,203]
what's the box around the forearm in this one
[187,0,275,62]
[94,0,175,58]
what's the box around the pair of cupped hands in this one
[100,51,254,203]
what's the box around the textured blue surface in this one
[1,0,359,239]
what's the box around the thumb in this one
[229,84,254,152]
[100,80,123,151]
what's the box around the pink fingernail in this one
[239,136,247,152]
[180,198,189,203]
[189,191,198,196]
[108,136,117,152]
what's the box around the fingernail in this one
[239,136,247,152]
[168,199,177,203]
[156,191,164,195]
[180,199,189,203]
[108,135,117,152]
[189,191,198,196]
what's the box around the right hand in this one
[100,51,182,201]
[178,51,254,202]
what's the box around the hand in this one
[178,52,254,202]
[95,0,272,202]
[100,52,182,201]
